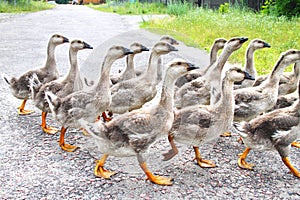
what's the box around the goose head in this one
[248,39,271,50]
[129,42,149,54]
[50,34,69,45]
[166,58,198,80]
[224,37,248,51]
[279,49,300,65]
[70,40,93,52]
[107,45,134,59]
[224,67,255,83]
[152,41,178,55]
[214,38,227,49]
[160,35,180,45]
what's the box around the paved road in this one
[0,4,299,199]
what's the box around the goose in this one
[174,37,248,109]
[2,34,69,115]
[232,79,300,179]
[162,67,254,166]
[267,62,300,112]
[110,42,149,85]
[108,42,178,114]
[30,40,93,135]
[233,38,271,89]
[156,35,179,83]
[175,38,227,88]
[253,62,300,96]
[233,49,300,122]
[135,35,179,80]
[44,45,133,152]
[77,59,198,186]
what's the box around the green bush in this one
[261,0,299,18]
[218,2,229,14]
[276,0,299,18]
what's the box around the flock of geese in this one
[3,33,300,186]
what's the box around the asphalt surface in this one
[0,4,299,199]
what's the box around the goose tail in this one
[78,118,104,138]
[232,121,249,139]
[2,73,11,86]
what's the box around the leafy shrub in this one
[219,2,229,14]
[261,0,299,18]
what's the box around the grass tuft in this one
[141,7,300,75]
[88,1,167,15]
[0,0,54,13]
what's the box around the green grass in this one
[141,7,300,75]
[89,2,299,75]
[88,1,167,15]
[0,0,54,13]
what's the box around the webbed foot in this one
[18,108,34,115]
[18,100,34,115]
[146,175,173,186]
[60,143,79,152]
[220,132,232,137]
[238,147,254,170]
[94,155,116,179]
[41,125,59,135]
[94,162,116,179]
[291,141,300,148]
[195,158,216,168]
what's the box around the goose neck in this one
[244,47,256,77]
[159,73,177,111]
[96,55,115,91]
[210,45,219,64]
[265,57,290,86]
[66,49,83,91]
[123,54,136,78]
[293,62,300,80]
[65,49,79,80]
[144,51,159,81]
[215,78,235,116]
[45,41,57,70]
[215,48,232,72]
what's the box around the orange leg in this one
[282,157,300,178]
[291,141,300,148]
[94,154,116,178]
[238,147,255,170]
[59,126,78,152]
[139,161,173,186]
[162,134,178,161]
[193,146,216,168]
[40,111,59,134]
[18,99,34,115]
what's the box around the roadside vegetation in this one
[88,1,167,15]
[0,0,54,13]
[91,1,299,75]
